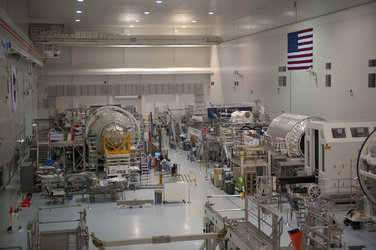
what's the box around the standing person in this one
[147,154,152,170]
[171,163,177,177]
[161,157,167,172]
[158,154,164,171]
[166,159,172,174]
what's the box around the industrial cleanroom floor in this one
[1,149,376,249]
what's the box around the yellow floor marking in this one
[189,203,203,218]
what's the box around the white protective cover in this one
[230,111,253,124]
[266,113,325,157]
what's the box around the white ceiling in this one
[2,0,373,41]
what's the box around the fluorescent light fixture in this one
[77,0,84,2]
[192,20,197,23]
[182,25,187,28]
[76,10,82,14]
[135,20,140,23]
[156,0,163,3]
[129,25,134,28]
[75,19,81,22]
[208,11,214,15]
[144,11,150,15]
[114,95,140,99]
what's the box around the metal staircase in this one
[37,142,49,167]
[87,134,98,171]
[37,129,49,167]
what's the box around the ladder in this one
[290,198,306,227]
[87,134,97,171]
[134,147,149,184]
[140,162,150,184]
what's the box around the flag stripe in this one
[298,28,313,34]
[288,57,313,62]
[288,53,313,59]
[298,34,313,40]
[298,38,313,44]
[298,41,313,46]
[298,31,313,37]
[298,47,313,52]
[287,50,312,56]
[288,66,312,70]
[289,63,313,67]
[288,60,313,64]
[298,44,313,49]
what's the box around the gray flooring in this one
[1,149,376,249]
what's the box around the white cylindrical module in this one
[84,106,140,159]
[266,113,325,157]
[357,129,376,206]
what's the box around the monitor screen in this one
[155,152,161,156]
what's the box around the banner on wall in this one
[11,65,17,111]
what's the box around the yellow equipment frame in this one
[103,133,131,154]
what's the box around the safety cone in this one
[9,205,13,214]
[21,200,26,208]
[288,228,302,250]
[26,195,31,206]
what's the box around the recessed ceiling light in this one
[77,0,84,2]
[144,11,150,15]
[208,11,214,15]
[156,0,163,3]
[135,20,140,23]
[192,20,197,23]
[76,10,82,14]
[182,25,187,28]
[75,19,80,22]
[127,33,130,36]
[130,25,134,28]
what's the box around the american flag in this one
[287,28,313,70]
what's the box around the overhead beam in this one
[32,34,222,47]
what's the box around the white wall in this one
[0,57,37,186]
[37,45,211,117]
[41,46,211,75]
[210,2,376,120]
[38,73,210,117]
